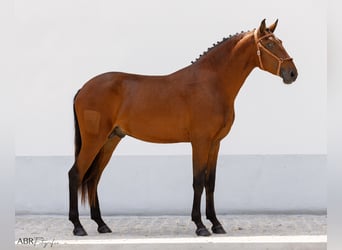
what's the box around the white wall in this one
[14,1,327,215]
[14,0,326,156]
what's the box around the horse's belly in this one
[117,108,190,143]
[123,120,189,143]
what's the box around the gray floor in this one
[15,214,327,249]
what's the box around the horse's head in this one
[254,19,298,84]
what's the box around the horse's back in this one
[75,71,191,143]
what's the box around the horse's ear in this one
[258,19,267,35]
[268,19,278,33]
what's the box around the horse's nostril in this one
[290,70,296,78]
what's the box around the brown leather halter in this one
[254,29,293,76]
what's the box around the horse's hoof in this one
[196,227,211,236]
[98,224,112,234]
[212,224,226,234]
[73,226,88,236]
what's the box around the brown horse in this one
[68,19,297,237]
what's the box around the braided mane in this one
[191,30,250,64]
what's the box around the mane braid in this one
[191,30,249,64]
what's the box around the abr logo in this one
[16,237,35,245]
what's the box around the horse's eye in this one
[266,42,274,49]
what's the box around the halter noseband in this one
[254,29,293,76]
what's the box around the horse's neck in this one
[223,32,257,101]
[198,32,257,102]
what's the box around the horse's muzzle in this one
[280,68,298,84]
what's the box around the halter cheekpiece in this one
[254,29,293,76]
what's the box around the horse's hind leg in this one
[90,191,111,233]
[69,163,87,236]
[69,138,108,236]
[88,135,123,233]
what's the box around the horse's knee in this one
[68,165,80,183]
[193,171,206,190]
[205,183,215,194]
[68,166,76,177]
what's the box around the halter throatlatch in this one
[254,29,293,76]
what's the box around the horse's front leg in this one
[205,142,226,234]
[191,140,211,236]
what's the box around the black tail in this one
[73,90,82,159]
[73,90,87,203]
